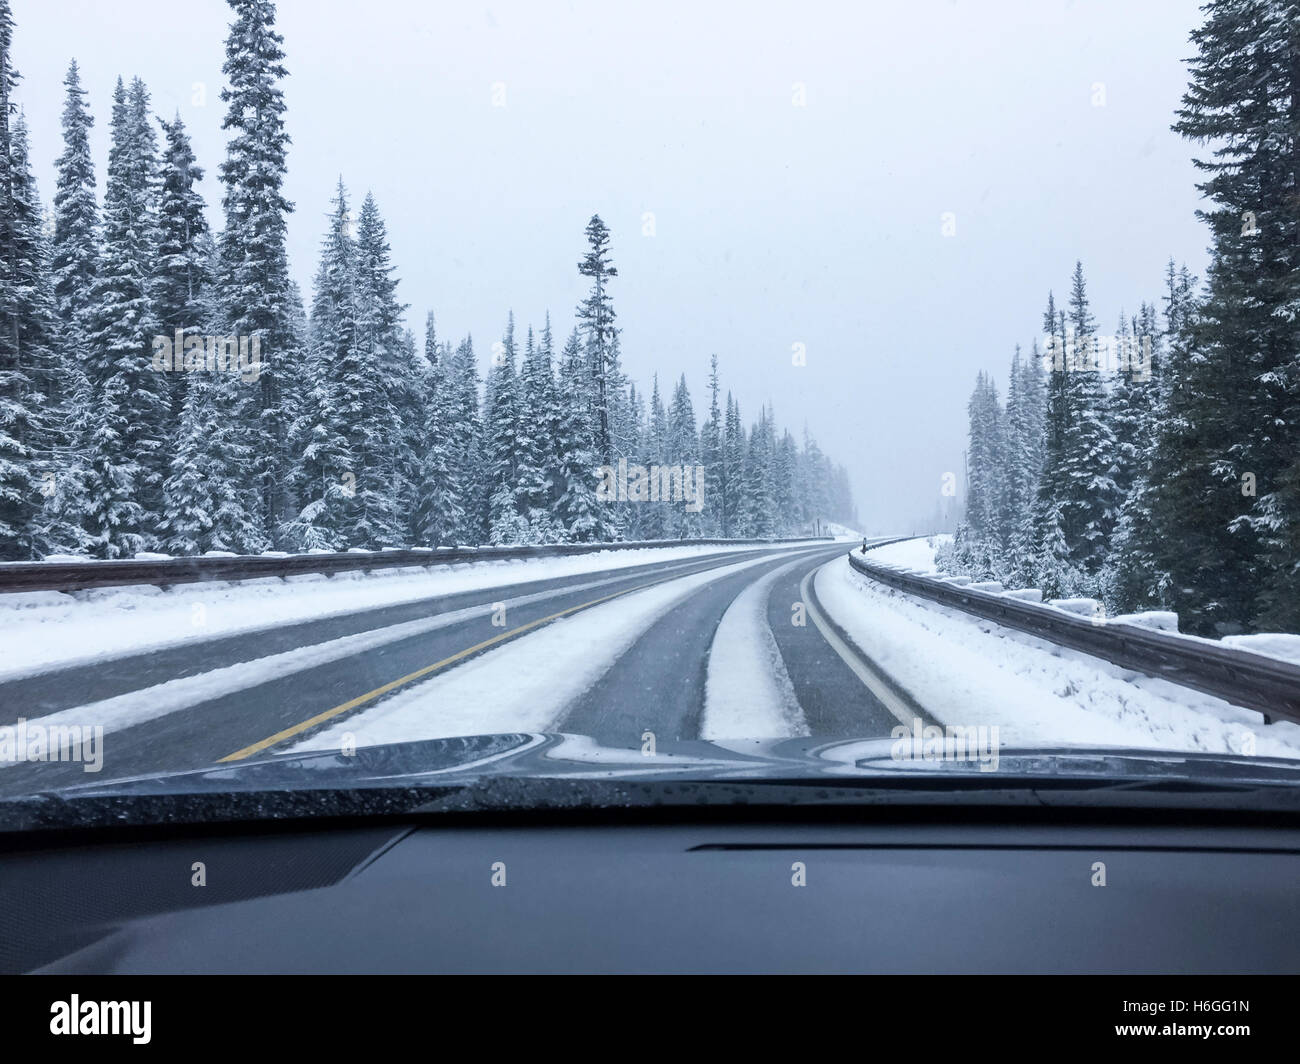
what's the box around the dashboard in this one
[5,812,1298,973]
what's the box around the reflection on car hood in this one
[29,732,1300,799]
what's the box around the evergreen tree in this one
[283,180,357,551]
[665,373,701,538]
[153,113,210,419]
[444,334,487,543]
[743,407,775,538]
[699,355,724,536]
[516,320,561,540]
[83,78,169,557]
[483,313,526,543]
[50,59,99,363]
[218,0,295,539]
[43,59,101,552]
[1169,0,1300,632]
[160,283,262,554]
[0,0,34,559]
[411,313,465,546]
[12,117,74,554]
[1064,261,1121,572]
[553,326,611,541]
[576,214,618,464]
[722,395,745,536]
[641,374,668,539]
[773,429,798,535]
[348,191,405,546]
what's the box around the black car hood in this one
[20,731,1300,798]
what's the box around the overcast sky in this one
[13,0,1211,532]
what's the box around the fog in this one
[15,0,1209,531]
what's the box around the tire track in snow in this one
[701,555,809,739]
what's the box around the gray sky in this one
[15,0,1210,532]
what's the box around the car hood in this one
[24,731,1300,799]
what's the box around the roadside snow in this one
[866,535,950,572]
[816,555,1300,760]
[0,543,804,683]
[701,555,809,739]
[286,552,792,753]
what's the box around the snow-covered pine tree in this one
[160,278,263,555]
[44,60,102,553]
[1030,267,1118,589]
[153,113,210,423]
[349,191,406,546]
[773,429,798,536]
[1108,290,1172,612]
[412,314,467,546]
[699,354,724,537]
[12,116,77,555]
[960,370,1006,578]
[1029,294,1079,595]
[553,326,611,541]
[665,374,701,538]
[438,334,487,544]
[0,0,33,560]
[1003,343,1046,585]
[1001,347,1030,563]
[282,180,358,551]
[722,395,746,536]
[1169,0,1300,632]
[743,407,776,539]
[516,321,561,541]
[641,374,668,539]
[484,313,527,544]
[1062,261,1120,575]
[51,60,98,354]
[1105,312,1141,505]
[218,0,295,541]
[0,66,66,559]
[83,78,170,558]
[576,214,618,465]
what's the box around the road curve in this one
[0,542,904,795]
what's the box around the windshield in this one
[0,0,1298,818]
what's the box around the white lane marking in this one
[701,555,810,739]
[800,567,922,727]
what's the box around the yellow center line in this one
[215,572,682,763]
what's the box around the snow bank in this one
[817,555,1300,760]
[865,535,950,573]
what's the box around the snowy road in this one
[0,542,906,793]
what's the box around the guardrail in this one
[847,547,1300,725]
[0,536,837,595]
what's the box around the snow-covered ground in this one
[819,541,1300,760]
[0,542,805,683]
[863,534,951,573]
[822,521,866,541]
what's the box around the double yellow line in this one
[217,572,679,763]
